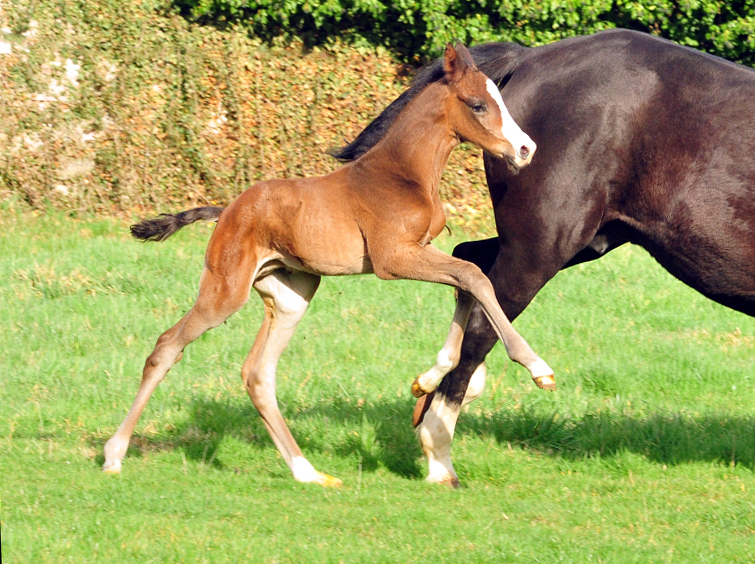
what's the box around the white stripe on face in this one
[485,78,536,162]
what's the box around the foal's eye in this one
[472,103,486,114]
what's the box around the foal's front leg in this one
[244,269,341,487]
[373,243,555,390]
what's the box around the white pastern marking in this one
[419,396,458,483]
[291,456,320,483]
[418,348,455,392]
[485,79,535,157]
[529,357,553,379]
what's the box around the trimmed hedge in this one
[2,0,495,231]
[179,0,755,64]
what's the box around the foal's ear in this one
[443,42,477,82]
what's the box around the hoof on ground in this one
[426,474,460,489]
[102,460,122,474]
[533,374,556,391]
[315,473,343,488]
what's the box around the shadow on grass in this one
[92,397,755,477]
[458,408,755,470]
[93,396,425,479]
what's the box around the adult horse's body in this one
[102,43,554,486]
[333,29,755,486]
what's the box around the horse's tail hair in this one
[329,41,527,162]
[130,206,225,242]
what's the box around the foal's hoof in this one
[533,373,556,391]
[411,378,428,398]
[315,473,343,488]
[102,459,122,474]
[426,474,461,489]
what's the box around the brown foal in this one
[102,42,554,486]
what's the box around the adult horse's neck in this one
[359,82,457,194]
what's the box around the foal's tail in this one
[131,206,225,242]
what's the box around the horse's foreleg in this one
[374,243,554,391]
[103,267,251,473]
[412,290,474,397]
[243,270,340,487]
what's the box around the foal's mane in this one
[329,42,528,162]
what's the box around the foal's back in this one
[208,167,380,277]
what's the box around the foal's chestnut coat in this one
[103,43,552,486]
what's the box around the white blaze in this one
[485,78,536,160]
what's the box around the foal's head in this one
[443,42,536,170]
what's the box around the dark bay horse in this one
[102,43,555,486]
[333,29,755,486]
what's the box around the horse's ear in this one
[444,42,477,82]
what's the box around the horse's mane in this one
[329,41,529,162]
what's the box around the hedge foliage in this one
[180,0,755,64]
[3,0,754,217]
[2,0,496,231]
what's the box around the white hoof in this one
[102,458,122,474]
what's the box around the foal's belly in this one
[282,252,374,277]
[273,224,374,276]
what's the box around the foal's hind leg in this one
[242,269,341,486]
[103,267,252,473]
[372,242,554,390]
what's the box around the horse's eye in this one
[472,104,486,114]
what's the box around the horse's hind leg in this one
[103,266,253,473]
[412,290,474,398]
[242,269,340,486]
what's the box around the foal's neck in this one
[366,82,457,193]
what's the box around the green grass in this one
[2,211,754,563]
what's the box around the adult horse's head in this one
[443,42,536,170]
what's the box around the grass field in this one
[2,210,754,563]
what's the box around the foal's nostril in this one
[519,145,530,159]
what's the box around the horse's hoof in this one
[102,459,122,474]
[533,373,556,391]
[412,394,429,427]
[411,378,427,398]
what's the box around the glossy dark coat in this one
[334,29,755,435]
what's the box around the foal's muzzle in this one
[515,139,536,167]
